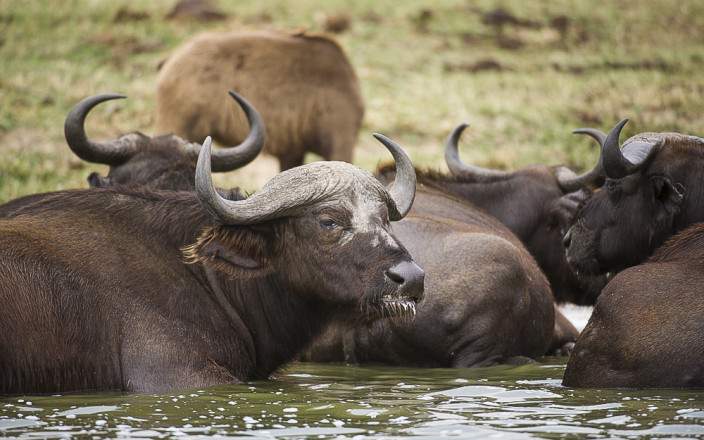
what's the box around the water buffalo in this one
[0,135,422,394]
[564,119,704,276]
[303,125,612,366]
[156,30,364,170]
[563,223,704,388]
[434,124,606,305]
[69,91,264,190]
[304,183,555,367]
[0,91,263,218]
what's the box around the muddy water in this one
[2,360,704,439]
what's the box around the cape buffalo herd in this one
[1,28,702,393]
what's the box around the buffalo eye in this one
[319,218,338,230]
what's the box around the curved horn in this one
[555,128,608,192]
[572,127,607,146]
[602,119,635,179]
[196,136,335,225]
[185,90,265,172]
[64,93,139,165]
[196,133,417,225]
[444,123,512,182]
[372,133,416,219]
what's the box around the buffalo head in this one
[443,123,605,304]
[564,119,704,275]
[64,91,264,190]
[186,134,424,318]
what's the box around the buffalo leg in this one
[278,152,305,171]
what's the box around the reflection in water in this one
[2,360,704,438]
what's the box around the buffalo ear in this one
[651,176,685,206]
[548,189,591,232]
[182,225,276,278]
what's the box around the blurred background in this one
[1,0,703,201]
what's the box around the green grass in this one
[1,0,704,202]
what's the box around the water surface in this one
[2,360,704,438]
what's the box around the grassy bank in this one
[1,0,703,202]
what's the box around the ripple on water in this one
[2,360,704,438]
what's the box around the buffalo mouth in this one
[364,295,418,322]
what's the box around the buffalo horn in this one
[184,90,265,172]
[64,94,137,165]
[196,134,417,225]
[372,133,416,219]
[444,123,512,182]
[555,127,608,192]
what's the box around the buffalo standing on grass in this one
[0,135,422,394]
[156,30,364,170]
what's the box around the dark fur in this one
[563,223,704,388]
[0,187,416,394]
[566,134,704,275]
[87,133,199,190]
[303,185,557,367]
[377,163,605,305]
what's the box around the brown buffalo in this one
[0,135,422,394]
[564,223,704,388]
[156,30,364,170]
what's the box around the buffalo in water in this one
[433,123,606,305]
[156,30,364,170]
[564,119,704,276]
[22,94,558,368]
[303,125,611,366]
[305,181,555,366]
[564,223,704,387]
[70,92,264,191]
[0,134,422,394]
[560,120,704,387]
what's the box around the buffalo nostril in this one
[386,261,425,301]
[385,269,404,284]
[562,228,573,249]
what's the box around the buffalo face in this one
[564,120,694,275]
[186,135,424,320]
[565,173,684,274]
